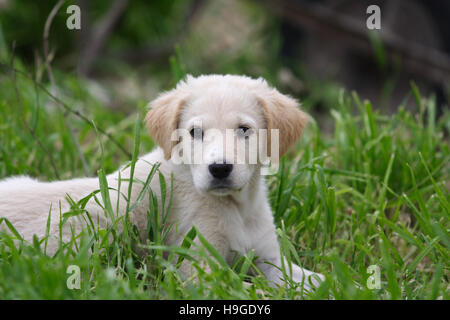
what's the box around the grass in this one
[0,54,449,299]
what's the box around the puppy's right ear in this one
[254,82,309,158]
[145,89,187,160]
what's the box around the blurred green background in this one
[1,0,448,123]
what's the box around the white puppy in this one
[0,74,323,291]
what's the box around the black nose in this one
[208,163,233,179]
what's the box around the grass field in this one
[0,54,449,299]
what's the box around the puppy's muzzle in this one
[208,163,233,179]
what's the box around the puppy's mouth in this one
[207,180,240,196]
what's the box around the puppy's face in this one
[177,89,265,196]
[146,75,308,197]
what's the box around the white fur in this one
[0,75,323,292]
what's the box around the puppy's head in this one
[145,75,308,196]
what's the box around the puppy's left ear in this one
[145,88,187,160]
[256,84,309,158]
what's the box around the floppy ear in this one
[256,85,309,158]
[145,89,187,160]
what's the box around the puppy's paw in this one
[291,265,324,293]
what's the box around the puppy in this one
[0,75,323,291]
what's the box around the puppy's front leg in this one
[177,217,230,281]
[254,229,324,293]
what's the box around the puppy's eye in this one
[239,125,250,133]
[190,127,203,140]
[236,125,253,138]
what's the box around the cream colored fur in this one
[0,74,323,291]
